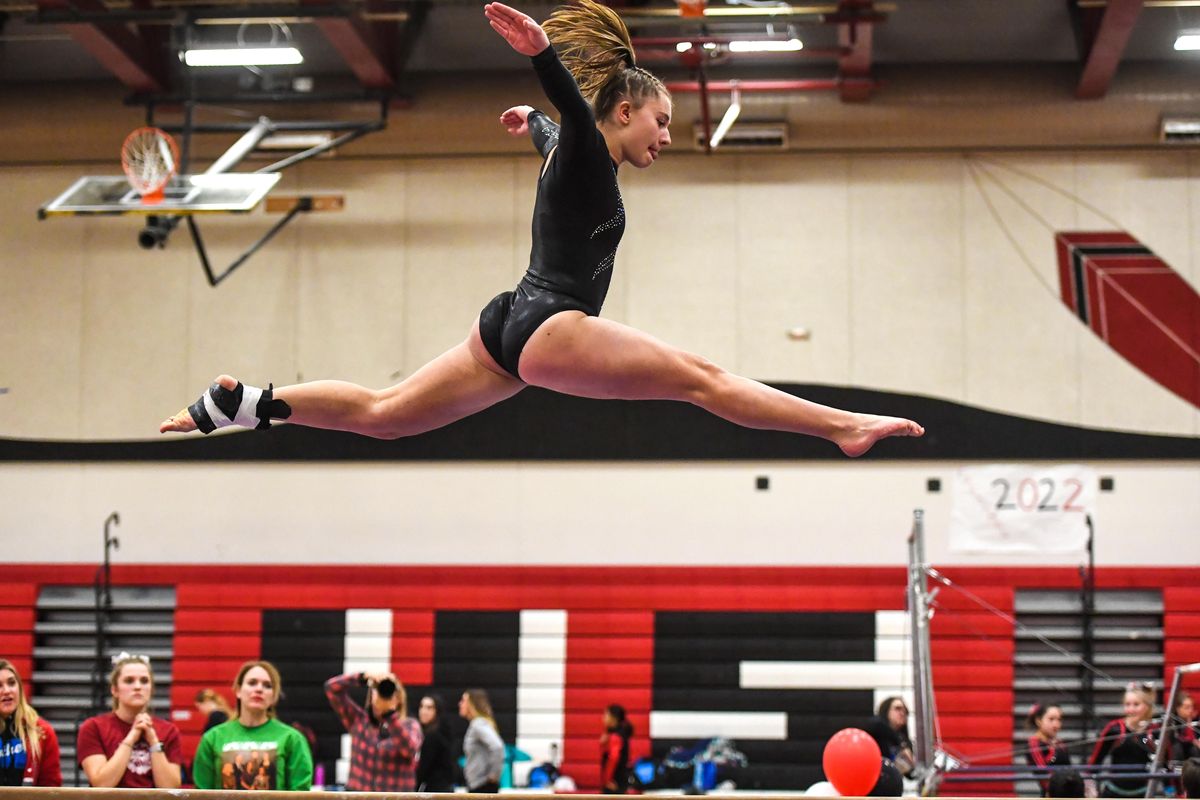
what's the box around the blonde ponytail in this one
[543,0,668,119]
[543,0,635,100]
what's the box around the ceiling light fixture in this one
[729,38,803,53]
[1175,33,1200,50]
[183,47,304,67]
[676,41,694,52]
[709,84,742,149]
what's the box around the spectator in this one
[1047,768,1086,798]
[1026,703,1071,796]
[324,671,422,791]
[1181,757,1200,798]
[865,696,915,776]
[417,693,455,792]
[601,703,633,794]
[1171,692,1198,762]
[459,689,504,793]
[77,653,183,788]
[1089,682,1159,797]
[192,660,312,791]
[0,658,61,786]
[194,689,234,733]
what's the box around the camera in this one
[375,678,398,700]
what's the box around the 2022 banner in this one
[950,464,1097,553]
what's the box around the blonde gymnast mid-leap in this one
[161,0,924,457]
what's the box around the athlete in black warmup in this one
[1089,684,1160,798]
[160,0,924,456]
[1025,703,1071,797]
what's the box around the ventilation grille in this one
[692,121,788,151]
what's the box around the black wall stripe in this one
[261,610,346,777]
[1070,247,1090,325]
[3,385,1198,461]
[401,610,520,767]
[1074,246,1153,257]
[652,612,877,790]
[1069,244,1155,327]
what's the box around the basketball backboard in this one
[39,173,280,218]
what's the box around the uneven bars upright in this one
[1146,661,1200,797]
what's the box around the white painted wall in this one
[2,151,1198,569]
[2,460,1196,566]
[2,151,1200,442]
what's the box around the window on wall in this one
[1012,589,1163,795]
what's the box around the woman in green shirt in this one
[192,660,313,791]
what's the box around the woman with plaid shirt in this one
[324,672,423,792]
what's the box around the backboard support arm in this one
[187,198,310,287]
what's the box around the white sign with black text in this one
[950,464,1097,554]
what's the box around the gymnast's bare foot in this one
[159,374,239,433]
[834,414,925,458]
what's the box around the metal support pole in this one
[92,513,119,711]
[206,117,273,175]
[907,508,937,788]
[1147,662,1200,797]
[1081,515,1097,754]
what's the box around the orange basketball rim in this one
[121,126,180,204]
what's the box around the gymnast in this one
[160,0,924,457]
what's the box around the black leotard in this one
[1089,719,1158,797]
[1026,735,1071,796]
[478,44,625,379]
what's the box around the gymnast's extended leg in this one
[517,312,923,457]
[159,324,524,439]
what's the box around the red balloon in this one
[822,728,882,796]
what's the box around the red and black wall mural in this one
[2,564,1198,795]
[1055,231,1200,412]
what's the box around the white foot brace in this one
[187,381,291,433]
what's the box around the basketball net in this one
[121,127,180,205]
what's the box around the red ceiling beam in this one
[313,15,395,89]
[130,0,168,88]
[1075,0,1144,99]
[306,0,423,90]
[38,0,163,92]
[836,0,874,102]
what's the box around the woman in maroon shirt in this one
[76,654,183,789]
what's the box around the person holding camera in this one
[324,671,422,791]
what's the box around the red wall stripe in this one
[391,610,434,685]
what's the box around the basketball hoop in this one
[121,127,180,204]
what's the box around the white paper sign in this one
[950,464,1097,554]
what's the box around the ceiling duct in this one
[692,120,788,151]
[1160,117,1200,144]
